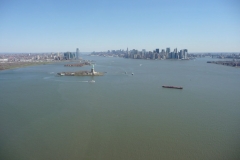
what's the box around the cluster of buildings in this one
[91,48,189,60]
[2,48,239,63]
[0,48,81,63]
[212,53,240,59]
[63,48,80,60]
[91,49,125,57]
[125,48,188,60]
[0,53,61,62]
[91,49,240,60]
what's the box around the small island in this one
[64,61,91,67]
[207,60,240,67]
[57,65,104,76]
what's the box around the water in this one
[1,56,240,160]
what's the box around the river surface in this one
[1,56,240,160]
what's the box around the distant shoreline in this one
[0,62,54,71]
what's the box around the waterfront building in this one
[166,48,170,59]
[179,49,188,59]
[170,48,177,59]
[156,49,159,53]
[183,49,188,59]
[76,48,79,59]
[161,49,165,55]
[166,48,170,54]
[152,53,155,60]
[179,50,183,59]
[174,48,177,54]
[64,52,75,60]
[64,52,69,60]
[171,52,175,59]
[133,54,138,59]
[142,49,146,59]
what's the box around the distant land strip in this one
[207,61,240,67]
[0,62,53,71]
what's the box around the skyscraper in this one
[166,48,170,54]
[174,48,177,53]
[76,48,79,59]
[161,49,165,54]
[142,49,146,58]
[183,49,188,59]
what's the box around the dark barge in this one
[162,85,183,89]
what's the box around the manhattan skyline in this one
[0,0,240,53]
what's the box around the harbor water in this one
[0,56,240,160]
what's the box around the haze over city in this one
[0,0,240,53]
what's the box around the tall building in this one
[76,48,79,59]
[64,52,75,60]
[156,48,159,53]
[152,53,156,60]
[179,50,183,59]
[166,48,170,59]
[171,52,176,59]
[174,48,177,53]
[142,49,146,58]
[183,49,188,59]
[179,49,188,59]
[166,48,170,54]
[161,49,165,54]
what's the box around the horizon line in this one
[0,51,240,54]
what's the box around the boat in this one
[162,85,183,89]
[131,72,134,75]
[89,80,95,83]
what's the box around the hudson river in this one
[1,55,240,160]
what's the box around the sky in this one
[0,0,240,53]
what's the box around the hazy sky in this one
[0,0,240,53]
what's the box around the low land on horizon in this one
[0,62,52,71]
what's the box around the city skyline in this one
[1,0,240,53]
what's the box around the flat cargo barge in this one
[162,85,183,89]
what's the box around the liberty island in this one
[57,64,104,76]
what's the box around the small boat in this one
[89,80,95,83]
[162,85,183,89]
[131,73,134,75]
